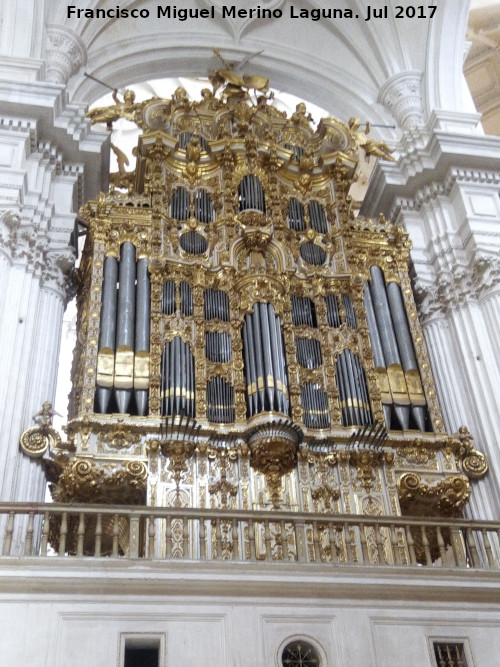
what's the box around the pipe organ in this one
[28,77,487,537]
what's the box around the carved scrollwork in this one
[20,425,61,458]
[398,472,470,517]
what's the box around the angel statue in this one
[209,48,269,102]
[86,89,142,129]
[109,143,134,190]
[348,117,396,161]
[33,401,60,429]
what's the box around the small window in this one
[125,646,159,667]
[121,635,164,667]
[433,642,468,667]
[282,639,320,666]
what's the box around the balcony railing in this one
[1,502,499,569]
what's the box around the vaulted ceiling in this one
[43,0,475,138]
[465,1,500,135]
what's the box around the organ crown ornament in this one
[21,79,487,547]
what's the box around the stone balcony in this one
[1,502,499,569]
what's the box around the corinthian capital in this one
[41,248,76,301]
[378,71,425,131]
[45,25,87,85]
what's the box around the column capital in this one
[414,254,500,323]
[378,71,424,131]
[45,25,87,85]
[0,211,75,301]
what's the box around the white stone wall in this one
[1,562,499,667]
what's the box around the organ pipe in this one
[296,338,322,369]
[115,242,136,414]
[134,258,150,416]
[284,144,305,160]
[205,332,232,363]
[369,266,410,430]
[180,282,193,316]
[171,187,189,220]
[239,175,266,213]
[273,309,289,415]
[386,282,427,431]
[162,281,176,315]
[291,296,317,328]
[301,383,330,429]
[336,349,372,427]
[161,337,195,418]
[300,242,326,265]
[325,294,341,327]
[204,289,230,321]
[207,377,235,423]
[342,295,357,328]
[194,189,214,223]
[365,267,430,431]
[308,201,328,234]
[242,303,289,417]
[288,198,306,231]
[363,283,392,427]
[180,231,208,255]
[96,256,118,413]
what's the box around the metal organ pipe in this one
[134,258,150,416]
[180,282,193,316]
[288,198,306,232]
[251,303,266,411]
[291,296,316,328]
[336,349,373,427]
[308,201,328,234]
[258,302,275,410]
[96,256,118,413]
[364,283,392,427]
[274,311,289,415]
[342,295,357,328]
[242,303,289,417]
[115,242,136,414]
[355,353,373,426]
[207,377,235,423]
[162,280,175,315]
[161,337,195,418]
[301,383,330,429]
[239,175,265,213]
[369,266,410,430]
[244,315,259,416]
[204,289,229,321]
[296,338,322,369]
[325,294,341,328]
[369,267,401,365]
[363,284,386,367]
[386,281,427,431]
[171,187,189,220]
[195,190,214,223]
